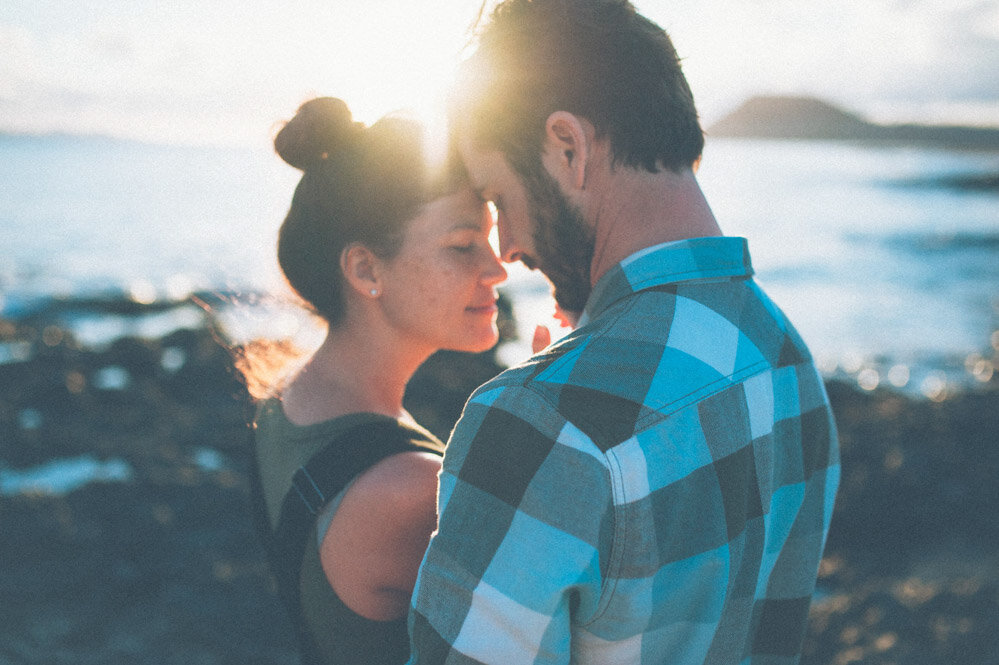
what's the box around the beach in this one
[1,295,997,664]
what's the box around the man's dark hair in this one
[451,0,704,176]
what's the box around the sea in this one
[2,133,998,399]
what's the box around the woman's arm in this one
[318,451,442,620]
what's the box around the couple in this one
[251,1,841,664]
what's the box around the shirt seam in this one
[628,264,748,287]
[588,271,748,323]
[636,360,773,430]
[586,238,751,319]
[576,446,627,628]
[494,377,622,627]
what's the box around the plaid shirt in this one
[408,237,840,664]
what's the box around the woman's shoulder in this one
[255,394,394,438]
[318,444,442,621]
[353,447,442,500]
[336,416,443,505]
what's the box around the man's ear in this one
[543,111,590,191]
[340,243,383,299]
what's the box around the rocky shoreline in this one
[1,296,997,664]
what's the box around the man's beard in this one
[518,160,595,314]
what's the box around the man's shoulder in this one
[463,336,579,420]
[467,313,664,451]
[483,280,817,446]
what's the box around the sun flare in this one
[290,1,484,153]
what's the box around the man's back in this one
[409,237,840,663]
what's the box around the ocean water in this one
[2,134,997,394]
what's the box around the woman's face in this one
[377,187,507,354]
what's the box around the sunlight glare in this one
[857,368,880,392]
[920,373,948,402]
[128,279,158,305]
[487,202,500,255]
[295,1,482,156]
[887,364,910,388]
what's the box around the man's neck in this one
[587,166,722,285]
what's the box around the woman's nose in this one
[482,250,508,285]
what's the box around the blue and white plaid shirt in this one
[409,237,840,664]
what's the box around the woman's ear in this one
[340,243,383,299]
[542,111,590,192]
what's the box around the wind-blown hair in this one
[450,0,704,177]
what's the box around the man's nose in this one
[497,216,521,264]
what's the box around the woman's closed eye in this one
[445,227,491,255]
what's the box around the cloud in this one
[640,0,999,125]
[2,0,997,142]
[1,1,488,143]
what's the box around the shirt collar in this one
[579,236,754,325]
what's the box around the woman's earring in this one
[369,288,379,297]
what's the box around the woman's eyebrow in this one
[448,220,486,232]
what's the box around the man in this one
[408,1,840,662]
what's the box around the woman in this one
[247,97,506,664]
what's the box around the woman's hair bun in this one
[274,97,360,171]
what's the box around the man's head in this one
[451,0,704,311]
[457,130,595,312]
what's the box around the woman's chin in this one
[450,326,499,354]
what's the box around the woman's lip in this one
[466,302,499,314]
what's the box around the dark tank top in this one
[250,398,444,665]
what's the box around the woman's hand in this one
[531,306,580,354]
[532,324,552,354]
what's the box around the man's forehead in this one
[457,138,508,196]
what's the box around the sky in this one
[2,0,998,146]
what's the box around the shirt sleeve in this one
[407,384,614,664]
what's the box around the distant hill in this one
[707,96,999,150]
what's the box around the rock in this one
[2,296,998,663]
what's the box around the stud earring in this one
[369,288,379,296]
